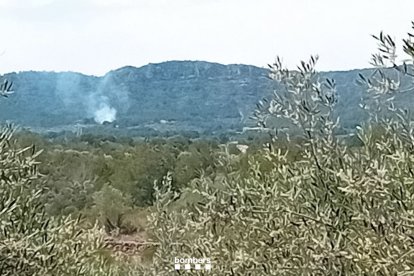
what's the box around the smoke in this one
[86,75,119,124]
[55,70,129,125]
[56,73,82,107]
[94,102,117,124]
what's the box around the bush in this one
[88,183,134,235]
[141,23,414,275]
[0,125,113,275]
[0,77,118,275]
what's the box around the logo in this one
[174,257,212,271]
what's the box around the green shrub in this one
[0,77,118,275]
[141,23,414,275]
[88,183,134,234]
[0,125,113,275]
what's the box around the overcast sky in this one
[0,0,413,76]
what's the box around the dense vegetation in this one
[140,24,414,275]
[12,132,248,216]
[2,21,414,275]
[4,60,414,136]
[0,89,111,275]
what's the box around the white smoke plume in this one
[94,103,117,124]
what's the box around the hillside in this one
[0,61,402,135]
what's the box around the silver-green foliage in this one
[0,125,113,275]
[142,22,414,275]
[0,80,118,275]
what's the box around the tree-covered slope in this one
[0,61,402,133]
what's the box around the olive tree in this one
[0,76,120,275]
[140,21,414,275]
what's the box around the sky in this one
[0,0,413,76]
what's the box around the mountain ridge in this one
[0,61,404,136]
[5,60,374,78]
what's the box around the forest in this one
[2,22,414,275]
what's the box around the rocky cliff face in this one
[0,61,400,134]
[0,61,274,132]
